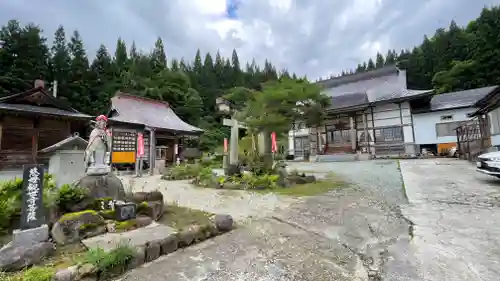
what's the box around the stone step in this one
[82,223,176,252]
[316,154,358,162]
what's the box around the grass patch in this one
[157,204,213,230]
[40,243,87,270]
[255,175,347,197]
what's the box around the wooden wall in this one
[0,115,72,169]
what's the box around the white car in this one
[476,151,500,178]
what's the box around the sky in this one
[0,0,499,80]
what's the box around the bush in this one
[0,173,61,232]
[161,164,203,180]
[56,184,89,213]
[83,243,136,279]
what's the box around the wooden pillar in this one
[32,117,40,163]
[149,128,156,175]
[349,115,356,151]
[363,111,368,151]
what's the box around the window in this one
[440,115,453,121]
[156,146,168,160]
[436,121,461,137]
[293,122,306,130]
[375,127,403,143]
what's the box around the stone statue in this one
[84,115,112,175]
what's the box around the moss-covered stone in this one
[59,210,99,222]
[115,220,136,231]
[51,210,105,245]
[99,209,116,220]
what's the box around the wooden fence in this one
[455,117,491,161]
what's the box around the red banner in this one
[137,133,145,157]
[223,138,228,153]
[271,132,277,153]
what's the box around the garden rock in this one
[135,216,153,227]
[77,172,126,201]
[53,265,78,281]
[214,214,234,232]
[128,191,163,203]
[178,228,196,247]
[160,234,179,255]
[51,210,106,245]
[137,201,164,220]
[145,240,161,262]
[0,242,54,272]
[128,246,146,270]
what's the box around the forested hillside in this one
[0,20,302,150]
[0,6,499,150]
[347,6,500,94]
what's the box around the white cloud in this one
[0,0,498,80]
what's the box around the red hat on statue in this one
[96,115,108,121]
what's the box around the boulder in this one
[0,242,54,272]
[128,191,163,203]
[213,214,234,232]
[51,210,106,245]
[77,172,126,201]
[137,201,164,220]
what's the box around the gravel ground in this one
[118,175,299,222]
[286,160,407,205]
[120,160,416,281]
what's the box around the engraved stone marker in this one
[20,165,45,230]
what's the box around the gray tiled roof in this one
[330,92,369,110]
[0,103,91,118]
[317,65,399,89]
[109,93,203,134]
[38,135,88,154]
[430,86,498,111]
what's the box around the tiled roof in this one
[0,103,91,118]
[109,93,203,134]
[430,86,498,111]
[330,92,369,110]
[38,135,88,154]
[317,65,399,89]
[0,86,91,118]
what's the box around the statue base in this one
[77,171,126,201]
[86,165,111,176]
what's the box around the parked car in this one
[476,151,500,178]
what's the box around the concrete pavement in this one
[400,158,500,281]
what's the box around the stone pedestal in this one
[86,164,111,175]
[12,224,49,246]
[77,172,126,201]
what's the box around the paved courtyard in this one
[400,158,500,281]
[117,159,500,281]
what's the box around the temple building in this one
[289,66,433,160]
[0,80,91,170]
[106,92,203,173]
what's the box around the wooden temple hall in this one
[302,66,434,158]
[106,92,203,173]
[0,80,91,169]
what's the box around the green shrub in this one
[56,184,89,213]
[23,266,56,281]
[83,243,136,279]
[162,164,203,180]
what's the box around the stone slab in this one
[82,224,177,252]
[12,224,49,246]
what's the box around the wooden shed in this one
[0,80,92,169]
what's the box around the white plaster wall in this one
[413,108,475,145]
[288,128,309,154]
[356,102,413,144]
